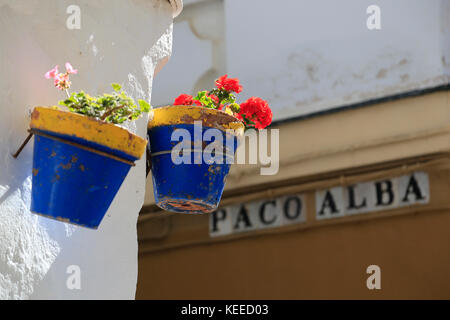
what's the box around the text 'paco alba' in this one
[209,171,429,237]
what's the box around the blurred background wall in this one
[138,0,450,299]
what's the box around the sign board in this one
[315,171,429,220]
[210,195,306,237]
[209,171,430,237]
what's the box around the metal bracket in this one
[12,131,33,159]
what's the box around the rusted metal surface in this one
[31,106,147,159]
[148,106,243,214]
[158,198,216,214]
[31,129,136,166]
[29,106,144,229]
[148,105,244,134]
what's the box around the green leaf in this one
[111,83,122,92]
[229,103,240,113]
[138,99,152,112]
[193,91,206,101]
[59,83,150,124]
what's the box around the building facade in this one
[137,0,450,299]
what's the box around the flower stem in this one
[101,105,125,120]
[65,90,70,98]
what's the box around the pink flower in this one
[54,73,71,90]
[65,62,77,74]
[45,62,77,90]
[45,65,59,79]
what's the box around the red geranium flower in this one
[208,94,219,104]
[174,94,202,106]
[215,74,243,94]
[207,93,223,109]
[238,97,272,129]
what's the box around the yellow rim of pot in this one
[148,105,245,135]
[30,106,147,159]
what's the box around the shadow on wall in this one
[0,0,173,299]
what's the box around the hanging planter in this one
[14,63,151,229]
[147,75,273,214]
[148,105,244,213]
[29,107,147,228]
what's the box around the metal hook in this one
[12,131,33,159]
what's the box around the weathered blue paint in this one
[148,124,239,214]
[31,130,136,229]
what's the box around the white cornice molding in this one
[168,0,183,18]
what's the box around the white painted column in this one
[0,0,174,299]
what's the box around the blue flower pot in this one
[29,107,147,229]
[148,106,244,214]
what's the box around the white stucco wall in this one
[0,0,173,299]
[152,0,450,121]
